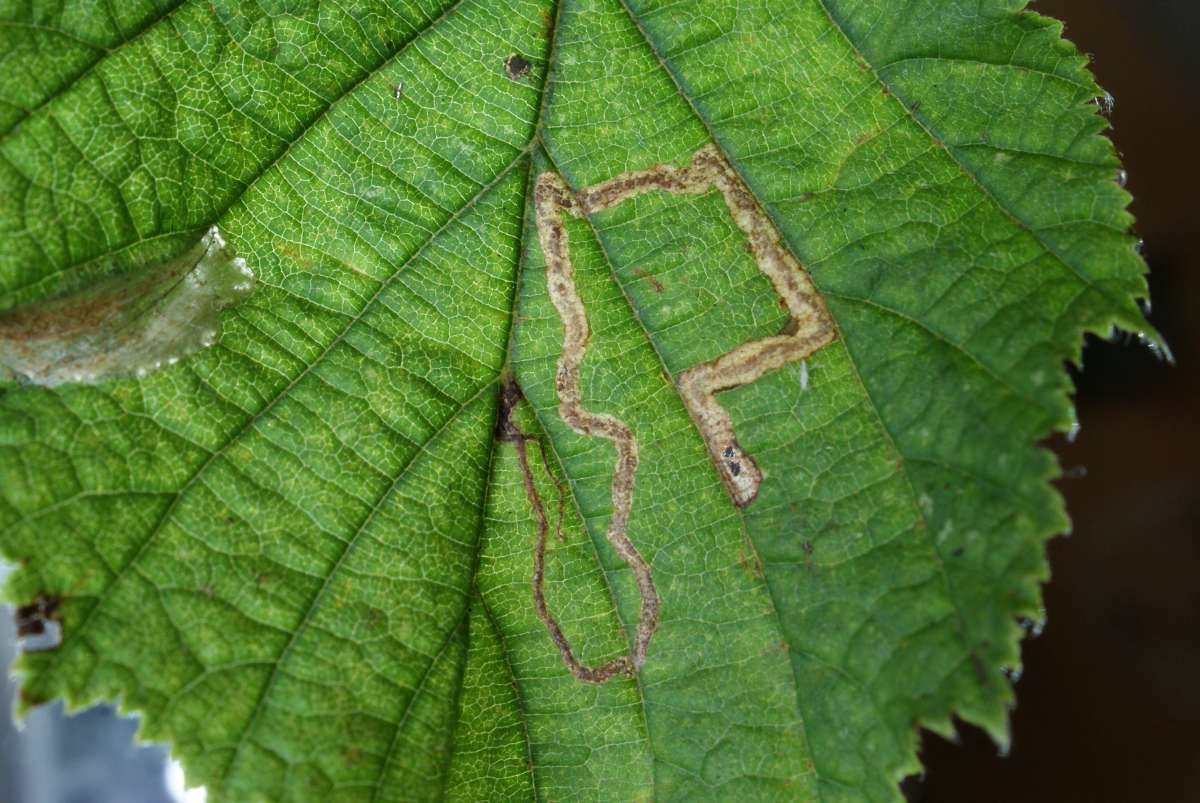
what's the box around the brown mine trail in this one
[537,144,830,504]
[523,144,834,681]
[497,377,647,683]
[565,145,837,508]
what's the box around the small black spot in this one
[505,54,531,81]
[723,446,735,458]
[802,541,814,555]
[496,376,526,441]
[15,609,44,636]
[729,461,741,476]
[952,546,965,558]
[15,595,61,638]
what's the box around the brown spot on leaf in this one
[19,687,49,708]
[504,54,531,80]
[631,267,665,293]
[737,546,764,579]
[15,595,61,638]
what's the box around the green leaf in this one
[0,1,1151,801]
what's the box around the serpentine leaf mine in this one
[530,145,834,679]
[542,145,835,507]
[534,174,661,681]
[496,378,639,683]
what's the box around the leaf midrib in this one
[533,139,824,797]
[446,4,661,793]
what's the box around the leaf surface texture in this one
[0,1,1148,800]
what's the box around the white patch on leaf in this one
[0,227,254,387]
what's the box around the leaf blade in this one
[0,1,1152,801]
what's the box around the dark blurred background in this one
[911,1,1200,801]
